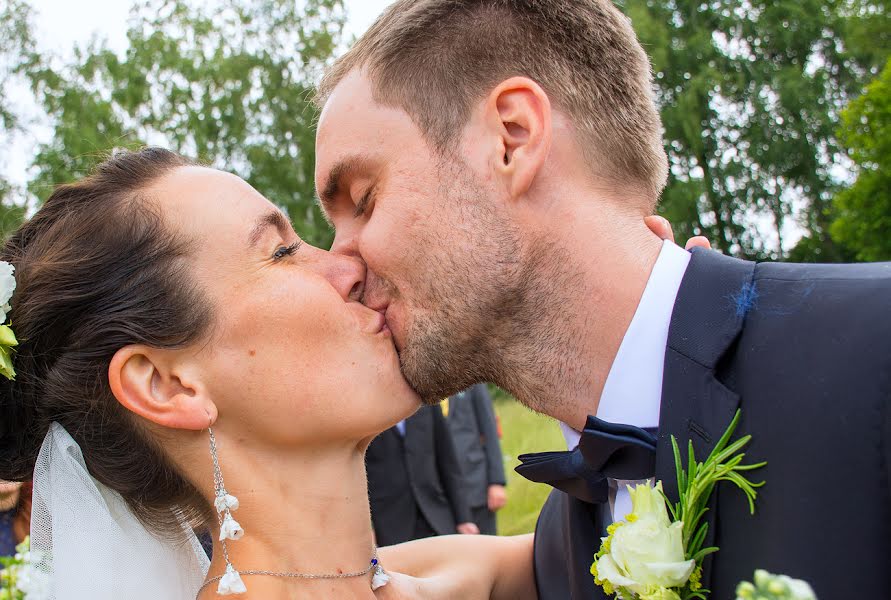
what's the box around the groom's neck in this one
[498,199,663,430]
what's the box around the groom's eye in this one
[353,186,375,218]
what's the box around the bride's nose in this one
[308,246,366,301]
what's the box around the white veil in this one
[28,423,210,599]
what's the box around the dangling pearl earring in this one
[208,427,246,595]
[198,426,390,596]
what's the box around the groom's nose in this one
[305,245,366,301]
[329,228,358,259]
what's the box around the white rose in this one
[594,482,695,596]
[0,261,15,322]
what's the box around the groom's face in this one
[315,70,521,402]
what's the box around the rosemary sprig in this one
[663,410,766,598]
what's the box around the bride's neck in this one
[200,436,377,597]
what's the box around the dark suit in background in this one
[366,405,473,546]
[444,384,507,534]
[532,249,891,599]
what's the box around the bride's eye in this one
[272,241,302,261]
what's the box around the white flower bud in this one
[217,565,247,595]
[214,493,240,513]
[371,565,390,591]
[219,513,244,541]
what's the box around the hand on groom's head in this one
[644,215,712,251]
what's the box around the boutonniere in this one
[590,410,767,600]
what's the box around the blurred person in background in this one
[442,384,507,535]
[0,480,30,556]
[366,404,479,546]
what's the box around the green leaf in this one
[687,520,709,559]
[0,324,17,346]
[0,345,15,380]
[690,546,719,563]
[672,435,686,495]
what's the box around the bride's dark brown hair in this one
[0,147,216,535]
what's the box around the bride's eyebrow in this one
[247,210,292,248]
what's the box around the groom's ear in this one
[108,345,216,431]
[486,76,552,199]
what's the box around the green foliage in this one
[0,0,38,238]
[666,411,765,564]
[0,536,30,600]
[667,411,766,600]
[28,0,345,247]
[830,57,891,261]
[624,0,888,260]
[0,0,38,132]
[491,389,564,536]
[5,0,886,259]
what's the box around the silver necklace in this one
[196,550,386,596]
[199,428,390,597]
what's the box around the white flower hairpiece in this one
[0,260,18,381]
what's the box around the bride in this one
[0,148,534,599]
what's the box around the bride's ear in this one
[108,345,216,430]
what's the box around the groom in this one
[313,1,891,598]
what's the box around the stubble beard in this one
[395,161,581,418]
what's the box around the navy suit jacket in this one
[532,249,891,599]
[366,405,472,546]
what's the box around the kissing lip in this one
[374,311,391,335]
[367,310,388,335]
[364,299,389,315]
[365,301,390,332]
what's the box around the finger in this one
[644,215,674,243]
[684,236,711,250]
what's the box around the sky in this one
[26,0,394,54]
[3,0,395,188]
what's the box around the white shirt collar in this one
[561,241,691,449]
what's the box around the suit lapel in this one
[657,248,756,591]
[404,407,429,455]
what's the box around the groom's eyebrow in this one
[317,154,374,212]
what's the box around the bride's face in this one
[153,166,419,446]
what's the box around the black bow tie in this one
[515,417,657,504]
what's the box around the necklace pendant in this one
[371,564,390,591]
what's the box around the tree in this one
[829,58,891,261]
[0,0,37,237]
[29,0,345,247]
[624,0,888,260]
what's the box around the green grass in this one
[491,389,565,536]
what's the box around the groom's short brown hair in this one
[316,0,668,204]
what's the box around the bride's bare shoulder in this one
[378,534,536,600]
